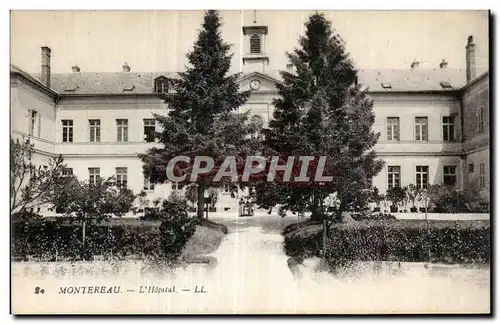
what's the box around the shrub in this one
[283,224,323,258]
[283,220,490,270]
[140,207,162,221]
[158,193,197,260]
[428,184,489,213]
[386,186,406,210]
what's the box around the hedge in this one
[12,220,164,261]
[283,220,490,270]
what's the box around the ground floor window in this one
[415,166,429,190]
[443,165,457,186]
[387,166,401,189]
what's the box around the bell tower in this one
[241,10,269,74]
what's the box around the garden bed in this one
[283,219,490,269]
[11,217,227,262]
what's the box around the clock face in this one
[250,79,261,90]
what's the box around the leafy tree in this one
[10,137,70,219]
[158,192,197,261]
[52,176,135,259]
[140,10,260,219]
[386,186,407,210]
[256,13,383,227]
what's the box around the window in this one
[89,119,101,142]
[250,34,261,54]
[154,79,168,94]
[144,174,155,191]
[144,119,155,142]
[29,109,40,137]
[62,120,73,143]
[415,166,429,190]
[479,162,486,189]
[386,117,400,141]
[387,166,401,189]
[116,167,128,188]
[89,168,100,185]
[442,116,455,141]
[223,184,230,193]
[116,119,128,142]
[478,106,485,134]
[443,165,457,186]
[468,163,475,173]
[172,183,184,191]
[415,117,428,141]
[62,168,73,177]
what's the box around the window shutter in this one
[37,112,41,137]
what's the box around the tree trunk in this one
[81,218,86,260]
[310,192,322,221]
[197,183,205,219]
[322,218,327,257]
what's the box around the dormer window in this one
[154,77,169,94]
[250,34,262,54]
[439,81,452,89]
[123,85,135,92]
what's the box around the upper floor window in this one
[386,117,400,141]
[387,166,401,189]
[89,119,101,143]
[443,165,457,186]
[415,165,429,190]
[116,119,128,142]
[62,120,73,143]
[442,116,455,141]
[478,106,485,134]
[415,117,428,141]
[144,119,156,142]
[29,109,40,137]
[116,167,128,188]
[250,34,261,54]
[89,167,100,186]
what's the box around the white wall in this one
[10,78,57,155]
[465,148,490,200]
[373,155,462,193]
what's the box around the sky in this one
[10,10,489,75]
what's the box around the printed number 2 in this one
[34,287,45,294]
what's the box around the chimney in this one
[71,64,81,73]
[122,62,131,72]
[41,46,51,88]
[411,60,420,69]
[466,35,476,82]
[439,59,448,69]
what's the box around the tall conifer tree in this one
[257,13,383,226]
[140,10,256,219]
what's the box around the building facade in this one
[10,23,490,216]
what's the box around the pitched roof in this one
[357,68,466,92]
[10,64,58,96]
[18,66,467,95]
